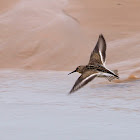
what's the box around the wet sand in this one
[0,70,140,140]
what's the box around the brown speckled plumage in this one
[68,34,119,94]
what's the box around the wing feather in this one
[89,34,106,65]
[69,73,97,94]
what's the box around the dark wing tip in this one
[69,90,73,94]
[99,34,103,37]
[99,34,105,39]
[69,87,76,94]
[68,91,72,95]
[98,34,106,45]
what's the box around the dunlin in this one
[68,34,119,93]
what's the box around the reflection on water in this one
[0,70,140,140]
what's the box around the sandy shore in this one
[0,0,139,78]
[0,0,19,14]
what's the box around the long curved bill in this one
[68,69,76,75]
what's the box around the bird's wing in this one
[88,34,106,65]
[69,72,97,94]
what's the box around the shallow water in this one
[0,70,140,140]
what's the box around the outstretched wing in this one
[69,72,97,94]
[88,34,106,65]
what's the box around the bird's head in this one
[68,65,85,75]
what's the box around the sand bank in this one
[0,0,139,79]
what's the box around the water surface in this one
[0,70,140,140]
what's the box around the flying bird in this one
[68,34,119,93]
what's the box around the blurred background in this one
[0,0,139,77]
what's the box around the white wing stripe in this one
[99,50,105,65]
[74,74,97,90]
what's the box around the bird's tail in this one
[105,70,119,82]
[96,65,119,79]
